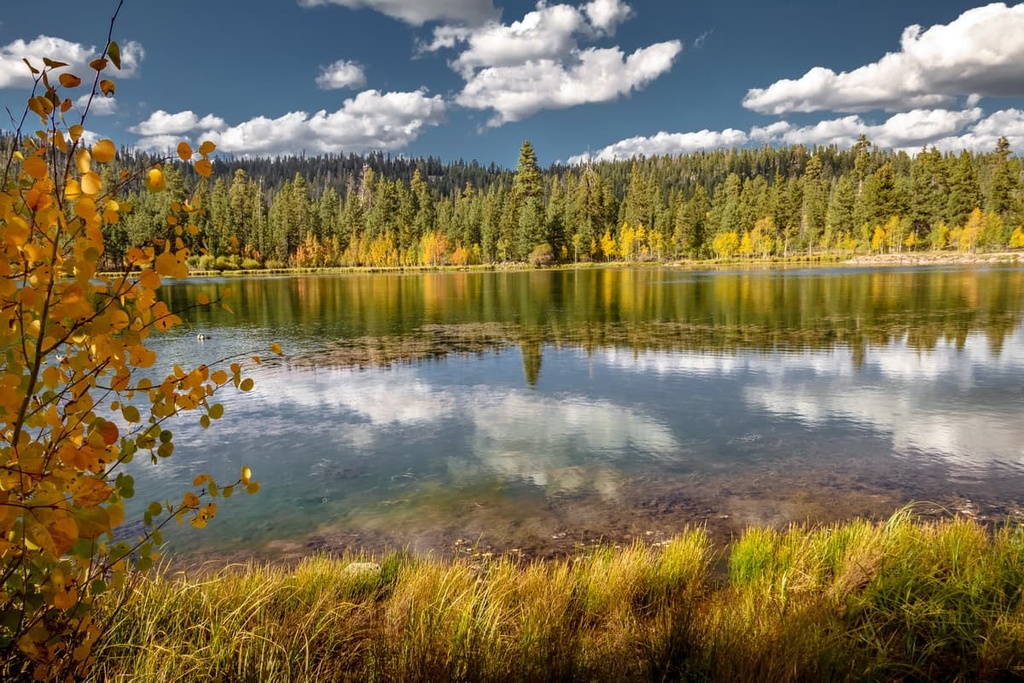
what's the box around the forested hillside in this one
[6,133,1020,269]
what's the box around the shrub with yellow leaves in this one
[0,5,271,680]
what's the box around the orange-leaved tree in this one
[0,4,273,679]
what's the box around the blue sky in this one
[2,0,1022,166]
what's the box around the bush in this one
[528,243,555,267]
[195,254,217,271]
[214,255,242,271]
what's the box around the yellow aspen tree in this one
[0,9,277,679]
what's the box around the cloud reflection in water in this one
[591,329,1024,467]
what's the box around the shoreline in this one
[106,249,1024,280]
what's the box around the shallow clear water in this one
[131,266,1024,559]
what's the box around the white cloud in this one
[162,89,447,156]
[459,40,682,126]
[426,0,681,125]
[297,0,500,26]
[435,3,586,78]
[130,110,227,136]
[743,3,1024,114]
[584,0,633,34]
[571,106,1013,162]
[74,93,117,116]
[752,107,984,150]
[569,128,748,163]
[0,36,144,89]
[133,134,183,153]
[929,108,1024,152]
[315,59,367,90]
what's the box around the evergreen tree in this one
[946,151,982,226]
[512,141,544,258]
[987,137,1016,217]
[908,147,948,241]
[801,155,828,249]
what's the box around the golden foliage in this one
[0,11,261,680]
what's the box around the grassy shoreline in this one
[46,509,1023,682]
[138,249,1023,280]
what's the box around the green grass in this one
[59,512,1024,682]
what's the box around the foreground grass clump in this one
[84,513,1024,682]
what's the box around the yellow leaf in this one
[23,155,47,180]
[145,168,166,192]
[69,124,84,141]
[107,40,122,69]
[239,378,254,392]
[76,148,92,174]
[94,419,119,446]
[28,97,46,119]
[81,171,102,196]
[197,292,210,305]
[198,141,216,156]
[70,477,112,507]
[53,585,78,610]
[193,474,209,486]
[65,179,82,199]
[241,466,251,485]
[183,492,200,508]
[90,57,108,71]
[58,73,82,88]
[45,516,79,557]
[270,342,283,355]
[154,250,180,277]
[177,142,193,162]
[92,139,116,163]
[74,197,97,220]
[100,79,116,96]
[211,370,228,385]
[194,159,213,178]
[189,516,207,529]
[246,482,261,495]
[138,268,161,291]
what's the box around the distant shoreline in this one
[101,250,1024,280]
[841,251,1024,266]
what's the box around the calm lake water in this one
[136,265,1024,559]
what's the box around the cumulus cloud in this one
[425,0,681,125]
[132,134,183,153]
[297,0,499,26]
[458,41,681,126]
[315,59,367,90]
[0,36,144,89]
[743,2,1024,114]
[134,89,446,156]
[751,107,985,150]
[430,3,586,77]
[74,93,117,116]
[130,110,227,136]
[570,106,1020,162]
[928,108,1024,153]
[584,0,633,34]
[569,128,748,163]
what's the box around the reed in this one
[77,512,1024,682]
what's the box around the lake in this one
[136,265,1024,560]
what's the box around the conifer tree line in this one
[6,132,1019,269]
